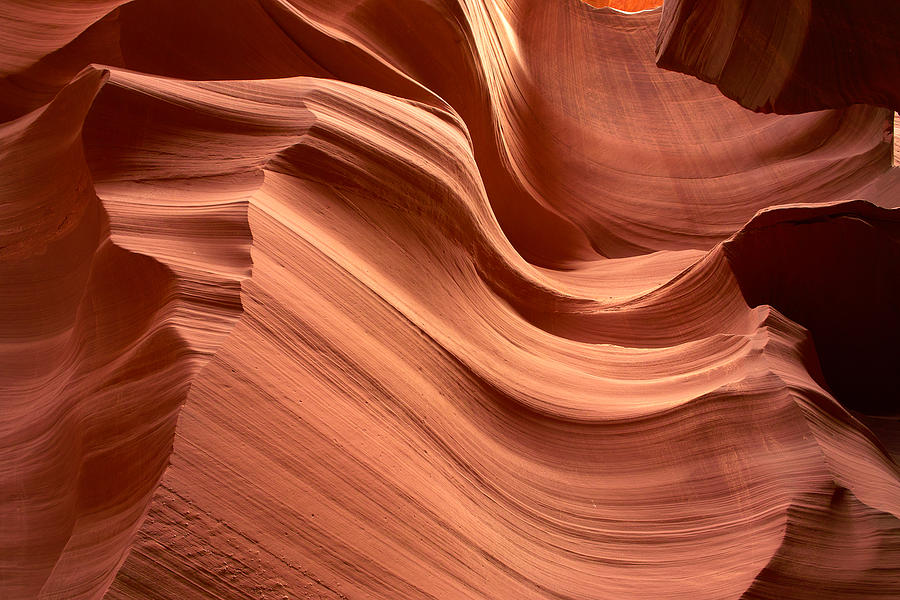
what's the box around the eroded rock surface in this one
[1,2,898,599]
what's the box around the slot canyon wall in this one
[1,1,898,598]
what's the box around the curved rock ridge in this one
[725,201,900,418]
[656,0,900,114]
[0,66,251,598]
[0,1,897,599]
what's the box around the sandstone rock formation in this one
[1,2,898,599]
[656,0,900,113]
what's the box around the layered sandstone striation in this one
[656,0,900,114]
[1,1,898,599]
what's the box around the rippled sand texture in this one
[1,1,898,599]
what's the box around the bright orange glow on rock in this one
[582,0,662,10]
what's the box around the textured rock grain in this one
[1,2,898,599]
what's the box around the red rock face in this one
[0,2,897,599]
[656,0,900,114]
